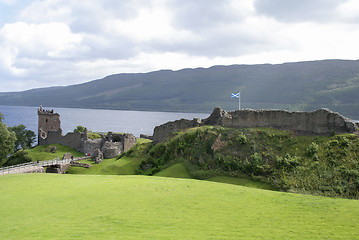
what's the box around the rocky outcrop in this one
[153,107,357,142]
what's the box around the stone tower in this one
[37,105,62,144]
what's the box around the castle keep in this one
[38,106,136,158]
[38,106,61,143]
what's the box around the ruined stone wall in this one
[153,107,357,142]
[84,139,102,156]
[102,141,123,159]
[83,133,137,158]
[38,130,63,145]
[62,132,86,153]
[123,133,137,151]
[37,107,137,157]
[153,118,202,142]
[224,108,356,135]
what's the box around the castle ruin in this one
[153,107,357,142]
[38,106,136,158]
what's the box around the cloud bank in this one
[0,0,359,92]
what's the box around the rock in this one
[70,162,92,168]
[62,152,73,160]
[92,149,103,164]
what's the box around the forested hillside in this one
[1,59,359,118]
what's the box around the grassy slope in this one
[154,163,192,178]
[66,156,142,175]
[25,143,84,161]
[66,138,151,175]
[207,176,276,191]
[0,174,358,239]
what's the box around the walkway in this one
[0,156,90,175]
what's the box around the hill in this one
[0,174,358,239]
[0,59,359,118]
[135,126,359,199]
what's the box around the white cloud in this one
[0,0,359,92]
[337,0,359,22]
[0,22,82,59]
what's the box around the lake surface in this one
[0,105,209,140]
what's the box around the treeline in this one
[0,112,36,167]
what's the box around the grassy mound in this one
[137,126,359,199]
[0,174,358,239]
[25,143,84,161]
[154,163,192,178]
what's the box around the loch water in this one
[0,105,209,140]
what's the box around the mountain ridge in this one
[0,59,359,118]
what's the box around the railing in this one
[0,156,90,175]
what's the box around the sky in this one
[0,0,359,92]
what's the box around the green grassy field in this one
[207,176,276,191]
[0,173,358,239]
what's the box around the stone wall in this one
[224,108,356,135]
[83,132,137,158]
[123,133,138,151]
[153,107,357,142]
[84,139,102,156]
[153,118,202,142]
[38,129,87,153]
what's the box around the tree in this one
[8,124,36,151]
[0,113,16,161]
[2,150,32,167]
[74,125,86,133]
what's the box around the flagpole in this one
[238,92,241,110]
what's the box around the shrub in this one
[275,154,300,171]
[2,150,32,167]
[74,126,86,133]
[237,134,247,145]
[306,142,319,158]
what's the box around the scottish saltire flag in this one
[231,92,240,98]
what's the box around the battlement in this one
[37,105,59,116]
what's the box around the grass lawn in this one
[0,174,358,239]
[207,176,276,191]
